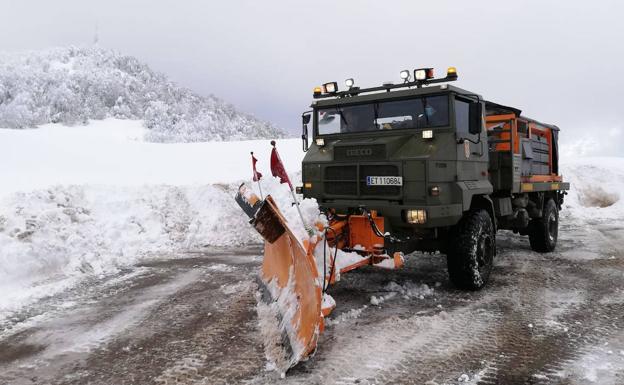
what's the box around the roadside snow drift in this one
[0,121,303,318]
[561,157,624,221]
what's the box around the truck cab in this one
[302,71,490,249]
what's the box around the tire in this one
[446,209,495,290]
[528,199,559,253]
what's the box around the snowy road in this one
[2,221,624,385]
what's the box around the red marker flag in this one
[270,140,292,189]
[251,152,262,181]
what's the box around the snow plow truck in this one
[235,67,570,371]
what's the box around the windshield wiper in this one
[420,97,430,127]
[335,106,348,127]
[373,102,380,129]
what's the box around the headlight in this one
[345,78,354,88]
[414,69,427,81]
[405,209,427,224]
[400,70,410,80]
[323,82,338,94]
[315,138,325,146]
[414,68,434,81]
[422,130,433,139]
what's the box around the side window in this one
[517,120,529,137]
[455,99,470,134]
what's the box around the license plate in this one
[366,176,403,186]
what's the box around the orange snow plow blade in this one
[234,183,404,371]
[235,185,323,370]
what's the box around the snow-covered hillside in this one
[0,46,283,142]
[0,119,300,196]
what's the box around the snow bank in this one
[0,176,315,317]
[0,121,306,318]
[561,157,624,223]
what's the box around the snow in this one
[2,114,624,365]
[0,46,283,142]
[565,344,624,384]
[371,281,435,306]
[373,254,404,269]
[0,120,304,320]
[0,119,301,197]
[324,305,368,326]
[561,157,624,224]
[322,293,336,311]
[333,249,367,272]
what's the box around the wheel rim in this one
[476,232,494,276]
[547,212,557,242]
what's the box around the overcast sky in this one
[1,0,623,156]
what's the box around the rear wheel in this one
[447,209,495,290]
[529,198,559,252]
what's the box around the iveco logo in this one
[346,148,373,157]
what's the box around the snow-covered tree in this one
[0,46,284,142]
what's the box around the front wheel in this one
[528,199,559,253]
[447,209,495,290]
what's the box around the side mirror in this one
[468,102,483,135]
[302,112,311,152]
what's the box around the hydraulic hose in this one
[322,227,340,293]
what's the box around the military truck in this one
[234,67,570,368]
[299,67,570,290]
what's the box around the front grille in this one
[325,165,357,195]
[325,181,357,195]
[360,164,398,177]
[323,163,401,198]
[325,165,357,180]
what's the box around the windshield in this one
[316,95,449,135]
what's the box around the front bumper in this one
[321,200,464,230]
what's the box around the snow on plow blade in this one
[235,185,323,371]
